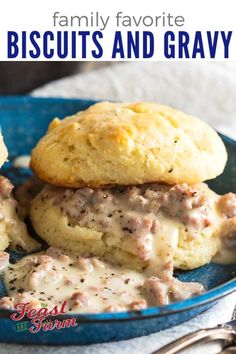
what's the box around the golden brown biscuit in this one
[30,102,227,188]
[0,134,39,252]
[0,195,40,252]
[30,182,221,270]
[0,177,40,252]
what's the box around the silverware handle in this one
[152,326,236,354]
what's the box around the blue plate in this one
[0,96,235,345]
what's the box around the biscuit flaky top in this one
[0,133,8,168]
[30,102,227,188]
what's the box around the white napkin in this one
[33,62,236,140]
[2,62,235,354]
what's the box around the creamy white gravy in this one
[1,181,235,314]
[40,182,221,265]
[0,247,203,313]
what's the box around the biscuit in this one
[0,197,40,252]
[0,134,39,253]
[30,183,221,270]
[30,102,227,188]
[0,132,8,168]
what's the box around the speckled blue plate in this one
[0,96,235,345]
